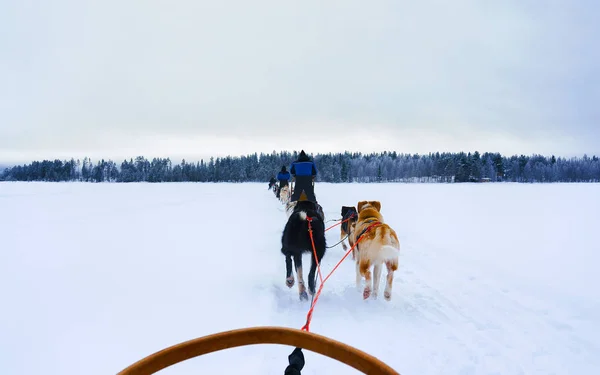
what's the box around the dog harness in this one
[354,219,382,253]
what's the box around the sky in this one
[1,0,599,165]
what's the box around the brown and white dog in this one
[279,185,291,205]
[351,200,400,301]
[340,206,358,258]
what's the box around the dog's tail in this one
[380,245,399,263]
[298,211,308,221]
[297,210,323,222]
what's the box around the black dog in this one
[340,206,358,254]
[281,200,327,300]
[341,206,358,234]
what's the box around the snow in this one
[1,181,599,375]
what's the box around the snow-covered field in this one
[1,181,599,375]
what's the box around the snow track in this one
[1,182,598,375]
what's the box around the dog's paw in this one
[384,291,391,301]
[363,288,371,300]
[299,291,309,301]
[286,277,295,288]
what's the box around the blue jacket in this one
[290,161,317,177]
[277,171,291,181]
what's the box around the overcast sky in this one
[1,0,598,164]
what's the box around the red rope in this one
[300,217,379,332]
[305,213,356,298]
[324,212,355,232]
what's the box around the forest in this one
[1,151,599,183]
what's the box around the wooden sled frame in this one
[117,326,400,375]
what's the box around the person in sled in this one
[268,176,277,190]
[290,150,317,203]
[276,166,291,198]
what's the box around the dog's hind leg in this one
[285,254,295,288]
[341,230,348,251]
[360,259,372,300]
[372,263,382,299]
[307,255,318,296]
[293,254,308,301]
[355,252,362,289]
[384,260,397,301]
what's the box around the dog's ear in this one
[357,201,367,212]
[370,201,381,212]
[341,206,350,216]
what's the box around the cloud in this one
[1,0,598,163]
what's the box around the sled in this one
[117,326,400,374]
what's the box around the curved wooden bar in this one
[117,326,400,375]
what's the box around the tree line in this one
[1,151,599,183]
